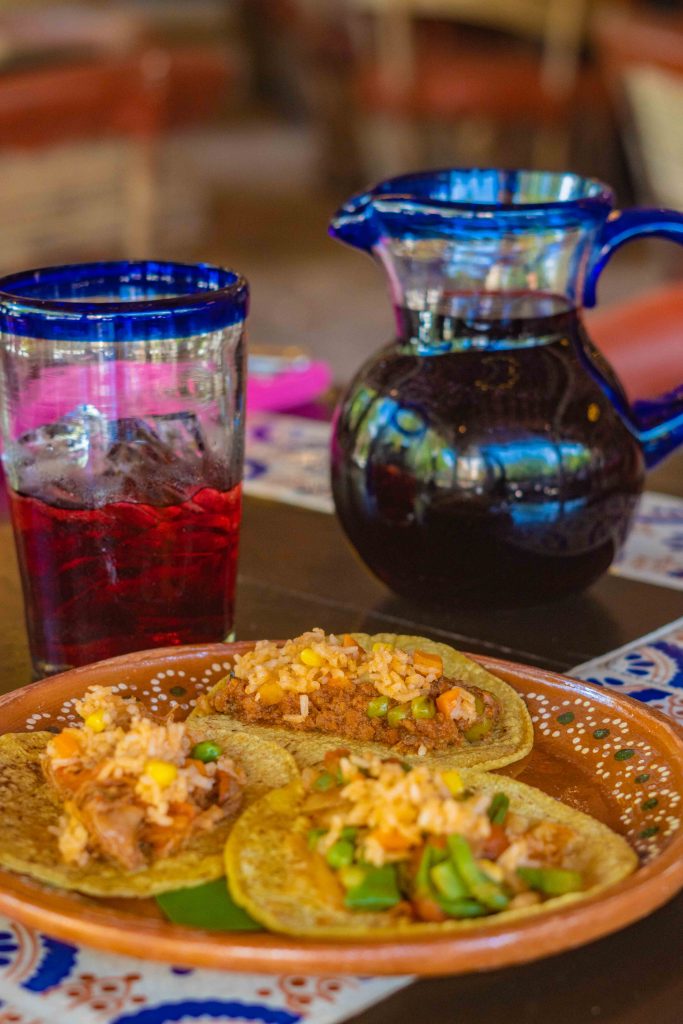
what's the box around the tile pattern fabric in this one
[0,921,411,1023]
[244,414,333,513]
[571,616,683,725]
[611,492,683,591]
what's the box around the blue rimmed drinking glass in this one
[0,260,248,677]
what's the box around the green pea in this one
[367,695,390,718]
[464,717,493,742]
[325,839,356,869]
[313,771,336,791]
[387,704,411,728]
[339,864,367,890]
[190,740,222,763]
[487,792,509,825]
[411,696,436,720]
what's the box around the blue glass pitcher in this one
[329,169,683,606]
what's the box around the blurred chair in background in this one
[0,3,238,270]
[593,2,683,210]
[587,280,683,402]
[331,0,600,178]
[0,55,164,261]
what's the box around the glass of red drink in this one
[0,261,248,676]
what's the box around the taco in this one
[192,630,533,771]
[0,685,297,898]
[226,748,637,938]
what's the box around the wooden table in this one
[1,455,682,1023]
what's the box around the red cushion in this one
[585,283,683,401]
[355,43,604,123]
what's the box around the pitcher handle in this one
[584,208,683,467]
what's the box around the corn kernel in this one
[300,647,324,667]
[478,858,505,884]
[145,759,178,787]
[372,641,393,653]
[84,709,106,733]
[441,770,464,796]
[258,681,284,705]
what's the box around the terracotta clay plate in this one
[0,642,681,977]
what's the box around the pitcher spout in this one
[329,190,383,252]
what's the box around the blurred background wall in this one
[0,0,680,382]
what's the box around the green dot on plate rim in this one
[593,728,610,739]
[641,797,658,811]
[169,685,187,697]
[639,826,659,839]
[635,773,651,784]
[557,712,574,725]
[614,748,635,761]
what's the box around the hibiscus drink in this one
[8,482,242,673]
[0,260,248,678]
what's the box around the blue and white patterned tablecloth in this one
[0,926,411,1023]
[572,616,683,726]
[611,492,683,591]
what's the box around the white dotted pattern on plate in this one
[526,691,679,859]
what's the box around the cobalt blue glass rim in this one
[347,167,616,214]
[0,260,249,341]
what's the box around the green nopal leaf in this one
[156,878,263,932]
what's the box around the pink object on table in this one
[1,358,333,435]
[246,361,333,412]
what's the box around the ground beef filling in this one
[210,676,499,754]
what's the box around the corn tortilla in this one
[225,771,638,939]
[192,633,534,772]
[0,722,298,898]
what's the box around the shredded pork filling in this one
[43,686,244,871]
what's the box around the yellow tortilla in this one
[226,771,638,939]
[0,721,298,898]
[192,633,534,772]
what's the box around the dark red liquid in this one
[331,296,645,606]
[9,483,241,674]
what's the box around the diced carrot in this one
[413,650,443,675]
[479,823,510,860]
[170,800,198,819]
[50,730,82,759]
[187,758,209,776]
[412,896,447,922]
[436,687,467,719]
[371,828,413,851]
[217,769,239,803]
[342,634,357,648]
[323,748,350,773]
[326,674,354,690]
